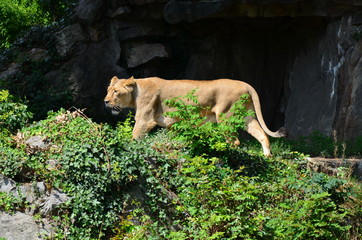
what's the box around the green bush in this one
[0,89,32,133]
[0,96,360,239]
[0,191,26,212]
[0,0,75,49]
[164,90,254,156]
[281,131,362,158]
[0,0,48,49]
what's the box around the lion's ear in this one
[124,77,136,92]
[110,76,119,85]
[124,76,136,86]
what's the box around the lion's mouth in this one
[108,105,123,115]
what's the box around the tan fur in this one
[104,76,287,156]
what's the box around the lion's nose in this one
[104,100,109,105]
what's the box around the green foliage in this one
[115,113,134,142]
[282,131,362,158]
[164,90,254,156]
[0,57,73,120]
[164,154,351,240]
[0,97,360,239]
[0,0,47,49]
[1,109,174,239]
[36,0,76,21]
[0,89,32,133]
[169,156,263,240]
[0,191,26,212]
[0,0,75,49]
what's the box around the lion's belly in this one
[155,115,177,128]
[155,112,217,128]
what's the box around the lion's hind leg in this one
[245,117,271,157]
[212,107,241,146]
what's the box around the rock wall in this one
[286,16,362,139]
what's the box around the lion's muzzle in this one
[104,101,122,115]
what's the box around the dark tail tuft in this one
[277,127,288,137]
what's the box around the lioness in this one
[104,76,287,156]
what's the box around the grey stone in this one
[0,212,52,240]
[25,136,50,151]
[285,16,362,139]
[109,6,131,18]
[333,39,362,139]
[0,175,68,217]
[164,0,235,24]
[117,21,165,41]
[67,30,128,112]
[55,24,88,57]
[128,0,168,6]
[75,0,105,23]
[46,159,61,171]
[18,184,37,204]
[307,157,362,180]
[27,48,49,62]
[125,42,169,68]
[39,189,68,216]
[17,182,48,205]
[0,174,18,197]
[0,63,21,80]
[164,0,361,23]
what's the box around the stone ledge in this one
[307,157,362,181]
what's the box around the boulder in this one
[0,174,18,197]
[75,0,105,23]
[128,0,168,6]
[66,32,128,113]
[39,189,69,216]
[0,212,52,240]
[285,16,362,139]
[116,21,165,41]
[0,175,69,216]
[333,38,362,139]
[0,63,20,80]
[164,0,362,24]
[125,42,169,68]
[164,0,235,24]
[25,136,51,152]
[18,182,47,206]
[109,6,131,18]
[55,24,88,57]
[307,157,362,180]
[27,48,49,62]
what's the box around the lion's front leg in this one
[132,120,157,139]
[131,93,159,139]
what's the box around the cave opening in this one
[127,17,330,131]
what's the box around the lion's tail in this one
[247,85,288,138]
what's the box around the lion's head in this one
[104,76,136,115]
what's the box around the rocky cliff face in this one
[2,0,362,140]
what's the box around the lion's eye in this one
[113,90,118,94]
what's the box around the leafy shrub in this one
[164,90,254,156]
[0,0,48,49]
[282,131,362,158]
[0,0,75,49]
[36,0,76,21]
[163,153,351,240]
[0,109,174,239]
[0,89,32,133]
[0,191,26,212]
[0,101,360,239]
[1,56,73,120]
